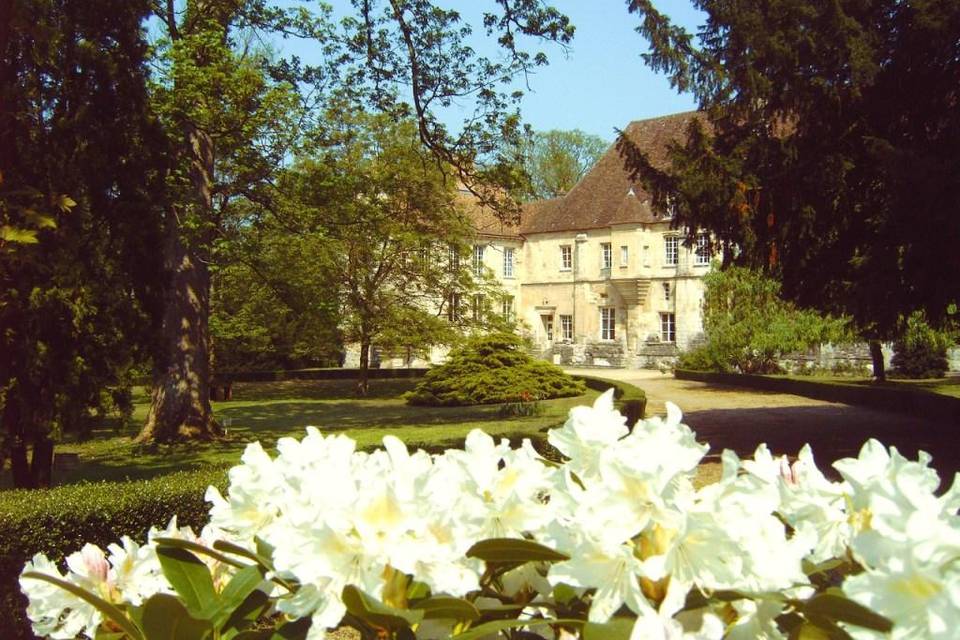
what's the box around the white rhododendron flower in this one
[19,390,960,640]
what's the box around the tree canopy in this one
[625,0,960,349]
[520,129,608,200]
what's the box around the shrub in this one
[892,312,952,379]
[405,332,585,406]
[0,468,226,640]
[683,266,851,374]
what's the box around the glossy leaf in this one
[415,596,480,622]
[155,546,218,618]
[207,566,265,627]
[141,593,212,640]
[583,617,633,640]
[21,571,144,640]
[450,617,582,640]
[156,537,252,571]
[803,593,892,632]
[466,538,569,564]
[341,585,423,631]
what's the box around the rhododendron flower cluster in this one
[20,390,960,640]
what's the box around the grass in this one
[783,373,960,398]
[22,379,599,487]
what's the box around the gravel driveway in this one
[565,368,960,485]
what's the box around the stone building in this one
[467,112,714,368]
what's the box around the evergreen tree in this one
[0,0,165,486]
[625,0,960,380]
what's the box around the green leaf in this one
[466,538,569,564]
[405,579,431,601]
[232,617,311,640]
[141,593,212,640]
[94,629,127,640]
[415,596,480,622]
[156,546,218,618]
[803,593,893,633]
[21,571,144,640]
[214,539,274,571]
[206,565,264,627]
[221,590,270,639]
[552,583,579,605]
[156,537,253,571]
[583,617,634,640]
[788,622,838,640]
[341,585,423,631]
[1,225,39,244]
[450,617,583,640]
[56,194,77,212]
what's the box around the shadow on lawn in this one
[684,404,960,484]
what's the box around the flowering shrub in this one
[20,390,960,639]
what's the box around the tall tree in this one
[279,111,501,394]
[138,0,572,441]
[521,129,608,199]
[0,0,165,486]
[138,0,311,442]
[625,0,960,380]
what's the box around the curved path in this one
[565,368,959,484]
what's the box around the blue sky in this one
[273,1,705,142]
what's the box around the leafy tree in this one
[625,0,960,380]
[137,0,572,440]
[891,312,952,379]
[279,111,509,394]
[0,0,166,486]
[520,129,608,199]
[678,266,850,374]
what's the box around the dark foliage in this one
[0,468,225,639]
[406,333,585,406]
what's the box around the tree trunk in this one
[357,339,371,396]
[137,221,221,442]
[869,340,886,382]
[138,122,222,443]
[30,436,53,487]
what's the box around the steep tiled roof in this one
[520,112,701,234]
[455,187,522,239]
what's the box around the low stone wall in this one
[540,342,627,367]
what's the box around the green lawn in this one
[784,373,960,398]
[38,379,598,486]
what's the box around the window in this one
[695,234,710,266]
[503,247,515,278]
[447,292,462,322]
[501,295,514,322]
[560,315,573,341]
[418,241,432,268]
[664,236,679,266]
[472,294,486,321]
[660,312,676,343]
[560,245,572,270]
[663,282,671,302]
[448,245,460,271]
[544,317,554,341]
[601,307,616,340]
[601,243,612,269]
[620,245,629,267]
[472,245,485,277]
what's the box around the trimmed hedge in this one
[405,333,585,406]
[573,375,647,427]
[216,367,428,384]
[1,468,227,640]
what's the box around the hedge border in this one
[1,468,228,640]
[573,375,648,426]
[675,369,960,422]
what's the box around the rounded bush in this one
[405,333,585,406]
